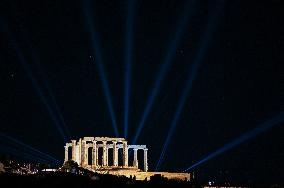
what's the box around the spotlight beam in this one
[124,0,135,139]
[18,54,67,142]
[0,133,59,163]
[31,52,71,140]
[0,146,49,164]
[83,0,119,137]
[132,0,196,144]
[0,21,68,142]
[0,145,56,164]
[6,0,71,140]
[183,112,284,172]
[22,30,71,140]
[155,1,224,171]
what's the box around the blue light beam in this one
[83,0,119,137]
[15,52,67,142]
[124,0,135,139]
[0,22,68,142]
[155,1,224,171]
[0,132,60,163]
[132,0,196,144]
[183,112,284,172]
[0,145,54,164]
[28,43,71,140]
[6,0,71,140]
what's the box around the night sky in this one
[0,0,284,185]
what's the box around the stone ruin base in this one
[110,171,191,181]
[87,166,191,181]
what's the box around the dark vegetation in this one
[0,172,196,188]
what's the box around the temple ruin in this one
[64,136,191,181]
[64,137,148,172]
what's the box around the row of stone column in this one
[64,140,148,172]
[131,148,148,171]
[98,140,128,167]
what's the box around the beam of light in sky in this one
[0,21,68,142]
[13,51,67,142]
[6,0,70,140]
[124,0,135,139]
[0,145,54,164]
[132,0,196,145]
[155,1,224,171]
[0,133,60,163]
[83,0,119,137]
[26,39,71,140]
[183,112,284,172]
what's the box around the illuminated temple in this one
[64,137,191,181]
[64,137,148,171]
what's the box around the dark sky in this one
[0,0,283,185]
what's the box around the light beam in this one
[0,132,59,163]
[83,0,119,137]
[124,0,135,139]
[183,112,284,172]
[6,0,71,140]
[31,53,71,140]
[132,0,196,144]
[155,1,224,171]
[0,21,68,142]
[21,29,71,140]
[0,145,54,164]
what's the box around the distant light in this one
[208,181,214,185]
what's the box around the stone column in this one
[81,140,87,166]
[144,149,148,172]
[71,140,76,161]
[96,145,99,166]
[75,145,80,164]
[133,149,138,168]
[106,147,109,166]
[122,141,128,167]
[113,141,118,166]
[85,145,89,166]
[102,141,107,166]
[78,138,82,165]
[64,146,68,162]
[92,141,97,167]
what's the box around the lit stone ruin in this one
[64,137,148,172]
[64,136,191,181]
